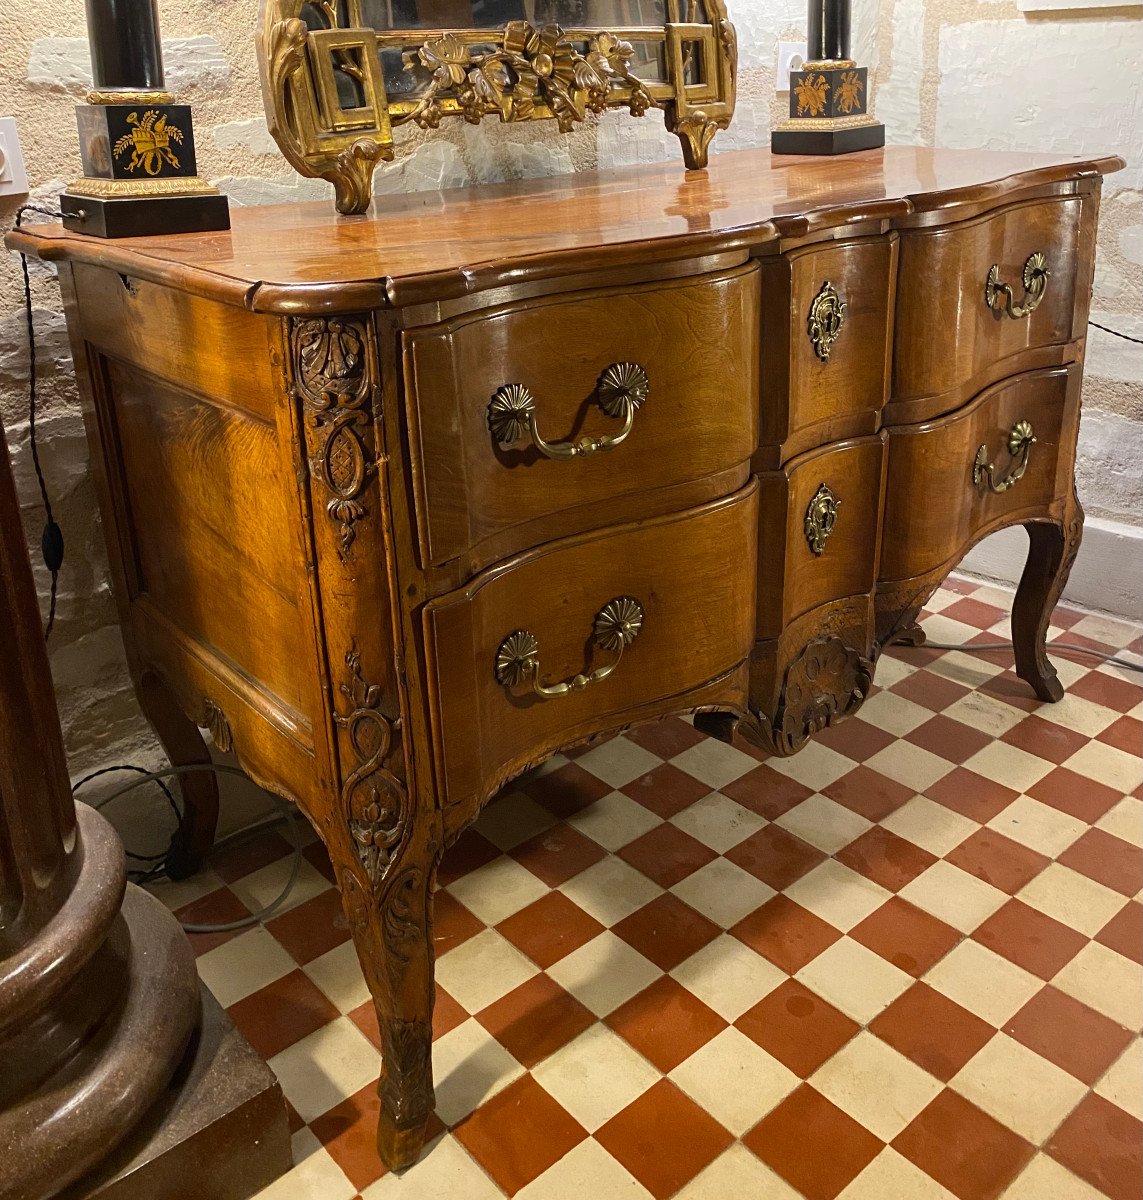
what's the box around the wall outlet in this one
[0,118,30,197]
[776,41,807,92]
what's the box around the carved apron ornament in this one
[293,316,376,556]
[770,637,872,755]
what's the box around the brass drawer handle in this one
[807,280,847,362]
[974,420,1036,493]
[495,596,644,698]
[487,362,649,459]
[985,252,1049,320]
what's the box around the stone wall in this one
[1,0,1139,843]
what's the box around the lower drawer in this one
[423,485,759,807]
[879,365,1079,583]
[757,435,886,638]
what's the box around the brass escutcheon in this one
[487,362,648,459]
[985,251,1049,320]
[495,596,644,698]
[807,280,847,362]
[804,482,841,555]
[973,420,1036,493]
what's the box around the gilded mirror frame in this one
[257,0,737,214]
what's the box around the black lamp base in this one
[60,191,231,239]
[771,121,886,156]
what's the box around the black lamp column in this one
[771,0,885,156]
[61,0,229,238]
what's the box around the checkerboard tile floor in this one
[149,578,1143,1200]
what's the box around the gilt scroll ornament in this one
[336,644,409,891]
[293,316,376,556]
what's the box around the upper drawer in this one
[403,264,759,570]
[759,236,896,465]
[423,484,758,809]
[892,196,1089,420]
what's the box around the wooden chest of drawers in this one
[11,145,1121,1169]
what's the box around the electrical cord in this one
[14,204,64,641]
[1089,320,1143,346]
[73,762,306,933]
[906,636,1142,674]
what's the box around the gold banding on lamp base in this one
[61,0,229,237]
[771,0,884,155]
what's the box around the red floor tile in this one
[837,826,938,893]
[309,1082,389,1192]
[1005,985,1134,1086]
[612,893,721,971]
[624,716,706,760]
[226,969,341,1060]
[1097,901,1143,964]
[476,974,595,1069]
[1046,1093,1143,1200]
[1028,766,1126,824]
[175,886,253,955]
[893,1090,1034,1200]
[1098,714,1143,756]
[975,670,1044,714]
[870,983,995,1082]
[849,897,961,977]
[945,828,1050,895]
[509,823,608,887]
[265,885,348,965]
[496,892,605,969]
[436,828,500,886]
[621,762,713,820]
[907,714,993,765]
[823,764,917,822]
[731,895,841,974]
[606,976,727,1072]
[941,597,1007,630]
[1001,713,1090,765]
[523,761,612,818]
[455,1074,588,1196]
[813,716,897,764]
[618,823,718,888]
[972,899,1087,981]
[721,762,815,820]
[924,768,1021,823]
[890,670,972,713]
[432,890,485,956]
[724,824,827,891]
[1057,828,1143,896]
[743,1083,882,1200]
[209,828,295,884]
[1070,670,1143,714]
[596,1079,734,1200]
[735,979,859,1077]
[431,987,470,1041]
[303,839,337,883]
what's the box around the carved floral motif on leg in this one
[291,315,377,557]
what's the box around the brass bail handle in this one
[495,597,644,698]
[985,251,1049,320]
[974,420,1036,493]
[487,362,649,459]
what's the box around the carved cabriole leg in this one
[1013,492,1084,703]
[288,311,439,1168]
[137,668,220,878]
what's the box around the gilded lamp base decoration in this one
[771,0,884,156]
[61,0,229,238]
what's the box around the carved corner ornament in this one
[291,316,377,557]
[335,643,410,892]
[201,698,233,753]
[257,1,738,213]
[767,637,872,756]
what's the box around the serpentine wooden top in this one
[10,146,1122,312]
